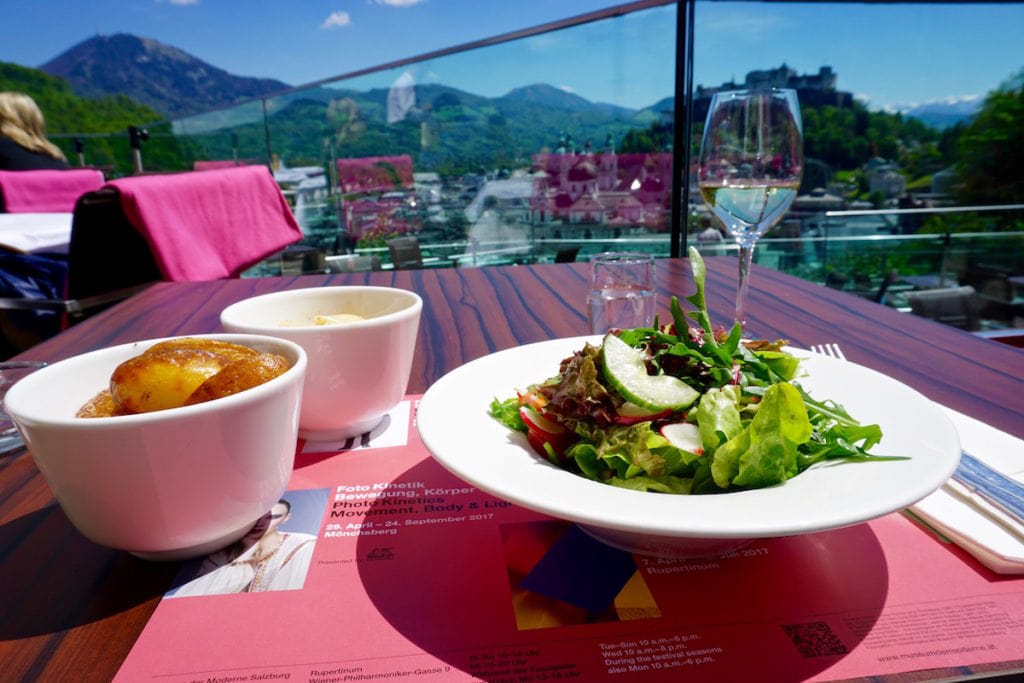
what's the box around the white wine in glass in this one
[698,88,803,327]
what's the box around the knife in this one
[0,429,24,456]
[952,451,1024,527]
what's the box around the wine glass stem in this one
[735,239,757,327]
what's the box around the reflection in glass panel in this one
[250,3,678,269]
[170,100,270,171]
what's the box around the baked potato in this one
[77,338,290,417]
[143,337,259,362]
[76,389,121,418]
[185,353,292,405]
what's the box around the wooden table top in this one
[2,256,1021,681]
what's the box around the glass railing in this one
[50,0,1024,333]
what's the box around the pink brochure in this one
[116,398,1024,682]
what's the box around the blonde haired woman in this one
[0,92,68,170]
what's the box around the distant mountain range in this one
[41,34,290,119]
[899,96,982,129]
[36,33,978,130]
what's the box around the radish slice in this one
[660,422,703,454]
[519,405,566,436]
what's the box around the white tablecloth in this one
[0,212,73,253]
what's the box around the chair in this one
[325,254,382,273]
[0,166,303,356]
[555,247,581,263]
[905,286,981,331]
[824,270,848,290]
[386,236,424,270]
[0,168,105,213]
[0,190,159,357]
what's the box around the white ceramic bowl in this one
[220,286,422,442]
[5,333,307,561]
[417,336,961,559]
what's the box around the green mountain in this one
[0,62,160,133]
[177,81,657,175]
[41,34,291,119]
[0,61,169,175]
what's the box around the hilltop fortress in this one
[694,64,852,119]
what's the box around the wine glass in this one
[0,360,46,455]
[698,88,803,326]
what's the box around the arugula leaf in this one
[684,246,711,333]
[754,350,801,382]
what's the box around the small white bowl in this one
[220,286,422,442]
[5,333,306,561]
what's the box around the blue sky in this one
[1,1,1022,113]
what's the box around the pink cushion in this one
[0,169,105,213]
[106,166,303,281]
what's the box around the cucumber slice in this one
[616,401,668,418]
[601,333,700,411]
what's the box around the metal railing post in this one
[73,137,85,167]
[670,0,695,259]
[129,126,149,174]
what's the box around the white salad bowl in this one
[417,336,961,559]
[4,333,306,561]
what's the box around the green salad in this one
[489,247,901,495]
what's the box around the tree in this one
[955,68,1024,205]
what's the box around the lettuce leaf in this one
[489,397,525,432]
[696,386,743,456]
[709,382,812,489]
[609,474,693,494]
[542,343,617,425]
[567,421,699,483]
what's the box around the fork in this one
[812,342,1024,529]
[809,343,846,360]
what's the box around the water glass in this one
[586,252,656,334]
[0,361,47,454]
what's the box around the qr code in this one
[781,621,849,658]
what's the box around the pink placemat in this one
[115,397,1024,682]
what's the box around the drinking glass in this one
[0,360,46,455]
[586,252,656,334]
[698,88,803,326]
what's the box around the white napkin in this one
[910,407,1024,574]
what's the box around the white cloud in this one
[321,11,352,29]
[525,34,559,52]
[167,0,199,5]
[372,0,425,6]
[704,9,784,39]
[558,85,576,94]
